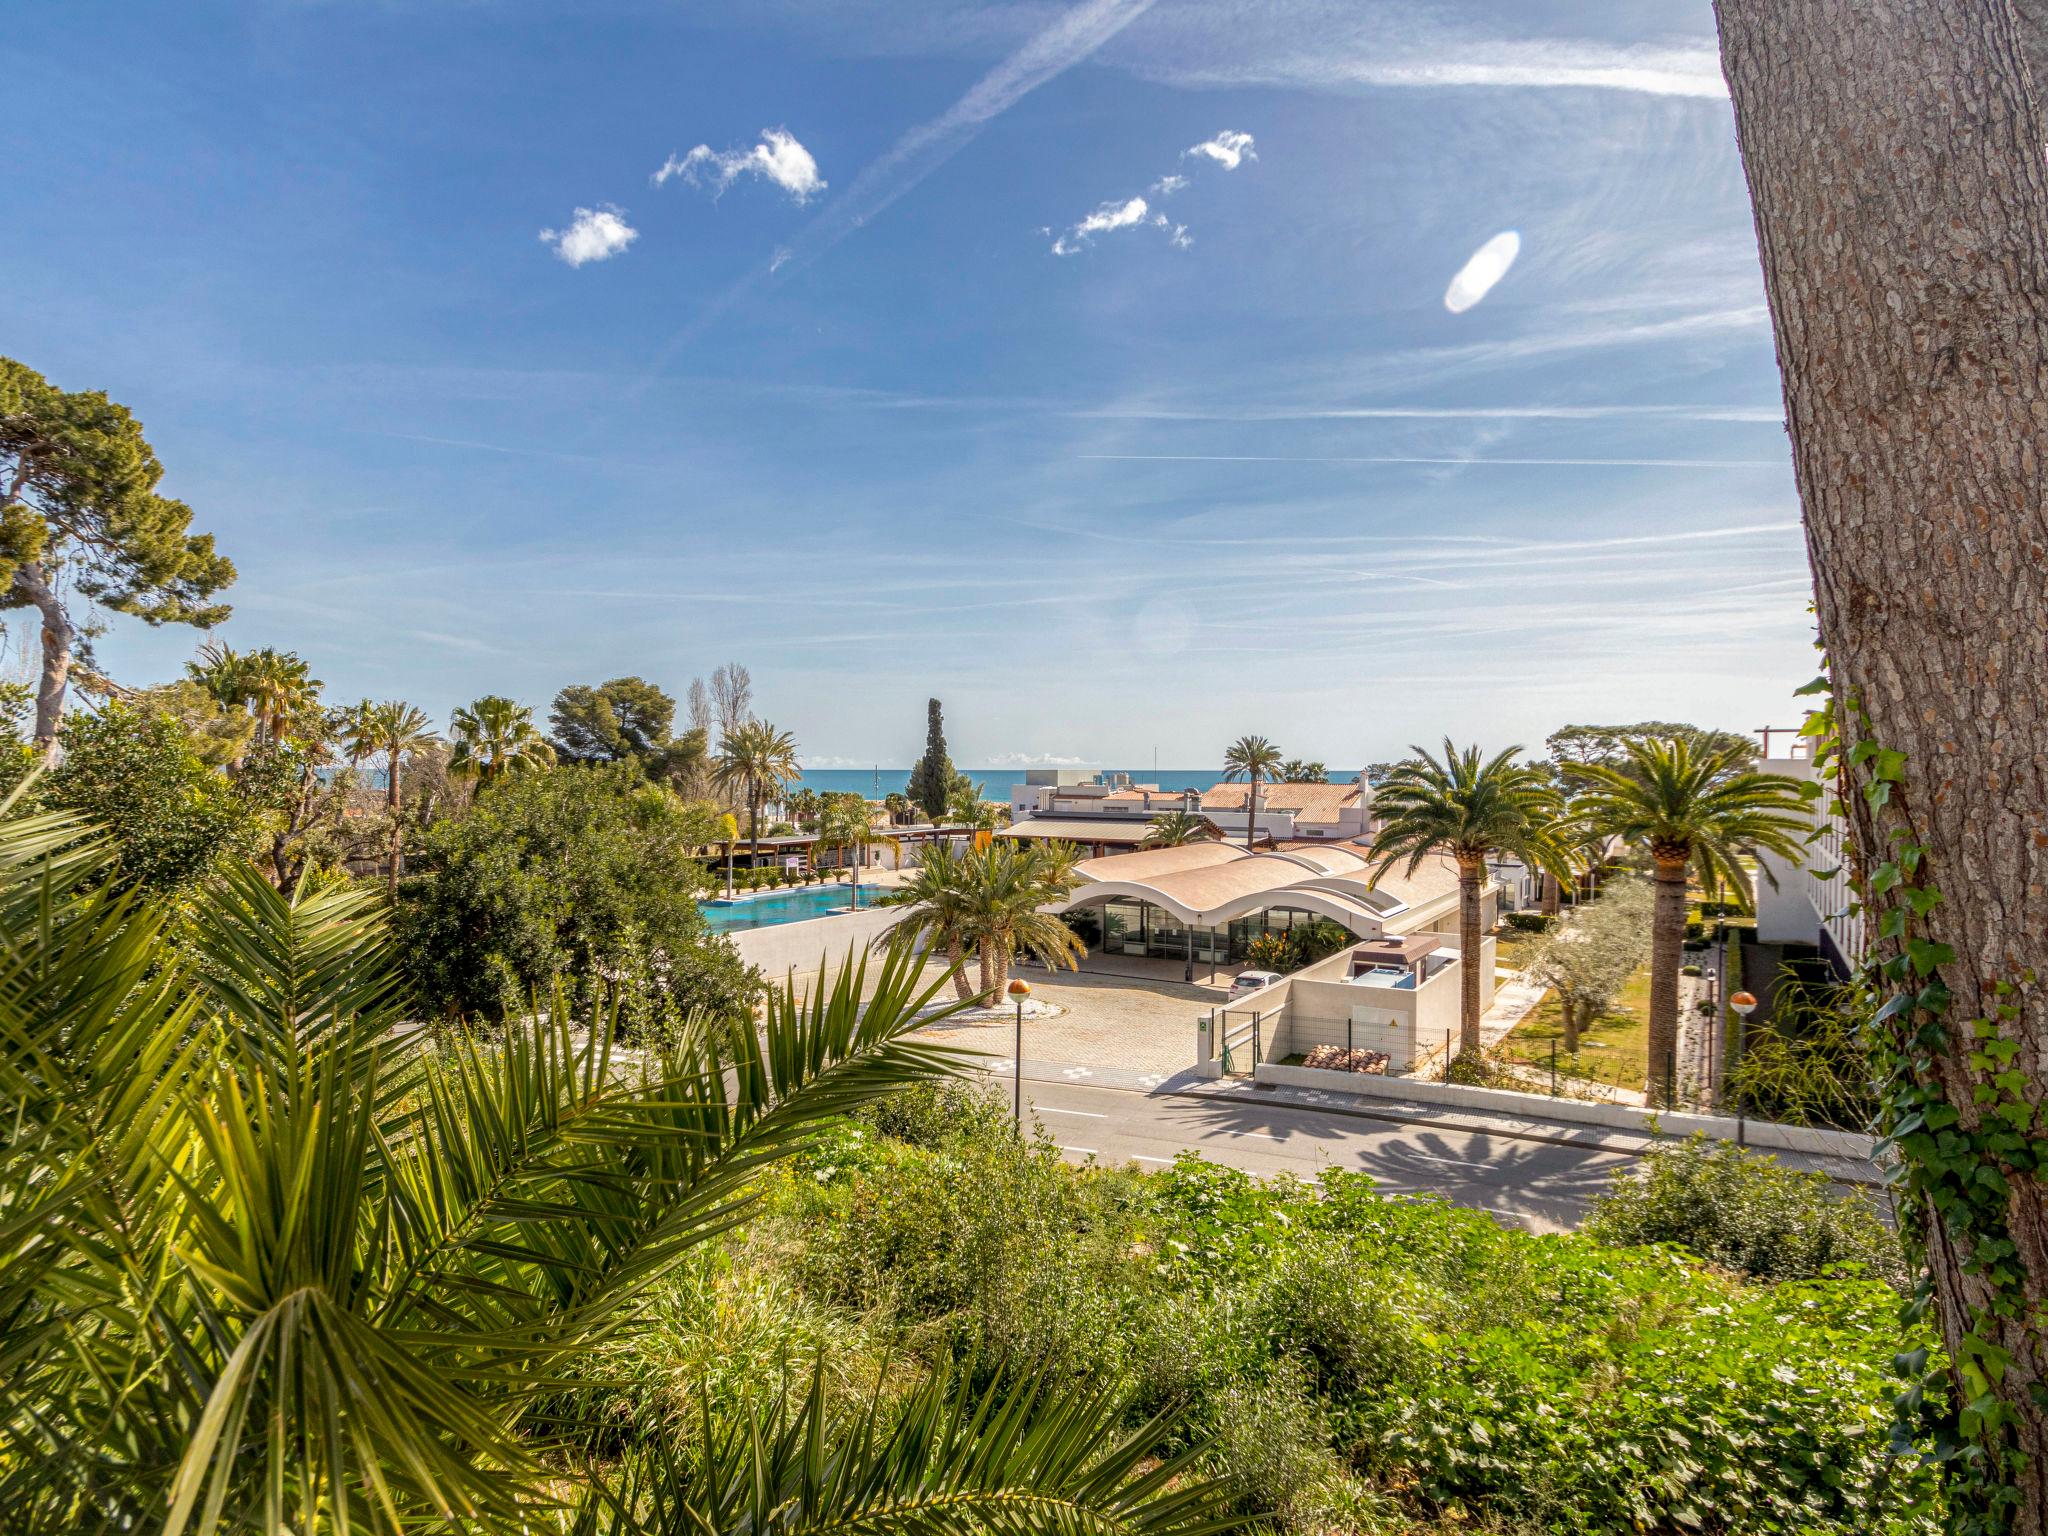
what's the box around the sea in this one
[790,768,1366,797]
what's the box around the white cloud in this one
[986,751,1090,768]
[1444,230,1522,313]
[1184,129,1256,169]
[539,205,638,267]
[655,128,825,203]
[1049,127,1254,257]
[1051,194,1151,254]
[1343,44,1726,98]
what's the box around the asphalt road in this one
[1009,1075,1636,1233]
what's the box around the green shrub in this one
[1504,911,1553,933]
[1585,1134,1904,1285]
[396,762,761,1030]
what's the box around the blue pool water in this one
[699,883,894,933]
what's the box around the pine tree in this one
[906,698,953,821]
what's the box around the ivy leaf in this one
[1793,675,1831,696]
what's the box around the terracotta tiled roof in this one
[1199,782,1361,816]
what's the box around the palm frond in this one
[572,1359,1245,1536]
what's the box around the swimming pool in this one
[698,883,895,934]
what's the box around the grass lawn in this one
[1492,925,1547,969]
[1501,963,1653,1092]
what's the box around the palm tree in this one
[893,842,979,1000]
[714,810,740,896]
[1141,810,1214,848]
[0,800,1233,1536]
[1278,759,1328,784]
[449,695,555,783]
[956,839,1087,995]
[240,647,323,744]
[357,701,439,894]
[1571,737,1811,1106]
[814,795,901,903]
[714,718,802,862]
[1370,741,1573,1061]
[1221,735,1284,849]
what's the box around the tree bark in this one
[386,753,404,898]
[1456,855,1484,1057]
[12,563,74,757]
[1562,996,1582,1056]
[977,938,997,1000]
[945,935,974,1001]
[1540,872,1561,918]
[1716,0,2048,1519]
[1646,854,1688,1109]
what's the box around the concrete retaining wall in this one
[1251,1061,1876,1160]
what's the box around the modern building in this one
[1753,747,1863,973]
[1043,839,1497,984]
[1004,770,1371,852]
[1201,932,1472,1079]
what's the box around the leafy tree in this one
[906,697,955,821]
[1369,741,1572,1059]
[449,694,555,782]
[1141,810,1215,848]
[398,762,757,1029]
[1221,735,1283,850]
[548,676,705,791]
[35,702,260,895]
[0,359,234,752]
[714,717,801,861]
[1570,738,1810,1106]
[1525,876,1653,1052]
[1547,722,1756,776]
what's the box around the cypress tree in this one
[906,698,953,820]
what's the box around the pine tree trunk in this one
[1715,2,2048,1516]
[13,563,74,757]
[1646,854,1688,1109]
[1456,855,1484,1057]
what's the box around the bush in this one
[1680,962,1702,976]
[1585,1135,1904,1285]
[1504,911,1553,933]
[396,762,762,1030]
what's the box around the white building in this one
[1004,770,1372,851]
[1753,749,1866,973]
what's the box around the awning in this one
[1001,818,1161,845]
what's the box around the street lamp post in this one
[1007,978,1031,1129]
[1729,990,1758,1146]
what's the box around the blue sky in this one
[3,0,1813,769]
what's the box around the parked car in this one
[1228,969,1282,1000]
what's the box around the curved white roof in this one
[1054,841,1474,932]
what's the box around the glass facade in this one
[1093,900,1333,963]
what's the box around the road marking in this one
[1057,1145,1099,1156]
[1036,1106,1107,1119]
[1400,1152,1485,1169]
[1131,1154,1175,1164]
[1210,1129,1284,1141]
